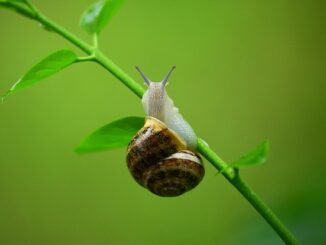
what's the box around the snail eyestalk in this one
[135,66,151,86]
[161,65,176,86]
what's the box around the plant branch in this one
[230,174,299,245]
[197,139,298,244]
[76,55,96,62]
[36,13,92,54]
[3,3,299,244]
[35,12,145,98]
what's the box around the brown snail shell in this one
[126,117,204,197]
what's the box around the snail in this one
[126,66,204,197]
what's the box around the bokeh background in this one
[0,0,325,244]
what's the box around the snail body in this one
[141,66,197,150]
[126,66,204,197]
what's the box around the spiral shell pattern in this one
[126,117,204,197]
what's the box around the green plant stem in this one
[94,50,145,98]
[197,139,298,244]
[36,13,92,54]
[231,174,298,245]
[6,3,299,244]
[37,13,145,98]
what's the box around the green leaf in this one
[4,49,77,97]
[75,117,144,154]
[80,0,124,34]
[231,141,269,169]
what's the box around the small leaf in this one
[80,0,123,34]
[76,117,144,154]
[231,141,269,169]
[4,49,77,97]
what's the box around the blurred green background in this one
[0,0,325,244]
